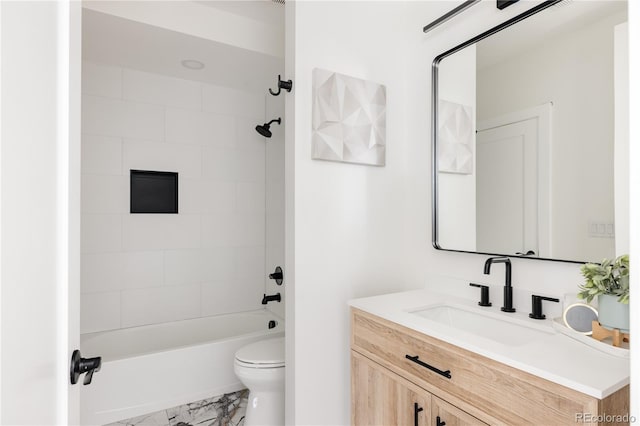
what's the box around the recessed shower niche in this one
[130,170,179,214]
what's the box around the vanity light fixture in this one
[497,0,520,10]
[422,0,481,34]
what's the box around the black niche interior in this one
[130,170,178,214]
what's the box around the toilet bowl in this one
[234,337,285,426]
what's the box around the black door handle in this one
[437,415,446,426]
[70,349,101,385]
[414,402,424,426]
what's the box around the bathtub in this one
[80,310,284,425]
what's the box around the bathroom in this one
[0,0,638,425]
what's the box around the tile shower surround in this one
[81,62,277,333]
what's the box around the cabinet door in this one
[352,351,430,426]
[431,395,487,426]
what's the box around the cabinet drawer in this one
[351,308,607,425]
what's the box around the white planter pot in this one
[598,294,630,333]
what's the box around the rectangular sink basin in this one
[411,305,552,347]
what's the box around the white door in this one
[0,1,82,424]
[476,119,538,256]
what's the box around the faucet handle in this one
[529,295,559,320]
[469,283,492,307]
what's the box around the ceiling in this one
[82,6,284,93]
[194,0,284,28]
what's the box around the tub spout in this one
[262,293,281,305]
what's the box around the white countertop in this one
[349,289,629,399]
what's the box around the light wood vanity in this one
[351,307,630,426]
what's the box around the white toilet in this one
[234,337,285,426]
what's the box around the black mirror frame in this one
[430,0,583,264]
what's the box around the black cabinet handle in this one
[414,402,424,426]
[405,355,452,379]
[436,415,446,426]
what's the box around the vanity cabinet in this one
[352,351,430,425]
[351,308,630,425]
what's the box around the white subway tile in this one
[81,174,127,214]
[82,62,122,99]
[81,253,124,294]
[233,210,265,247]
[81,214,122,253]
[201,279,262,316]
[122,251,164,289]
[82,95,123,137]
[81,292,121,333]
[82,96,164,141]
[235,246,265,284]
[121,285,201,328]
[237,116,269,150]
[178,178,203,214]
[201,248,236,283]
[265,180,284,214]
[202,147,235,181]
[122,214,201,250]
[120,101,165,141]
[123,69,201,110]
[266,139,285,183]
[266,209,285,253]
[81,134,122,175]
[202,181,236,213]
[235,147,265,182]
[166,108,235,147]
[202,84,264,119]
[180,180,235,214]
[201,210,236,248]
[237,182,265,213]
[123,140,201,178]
[164,249,204,286]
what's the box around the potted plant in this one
[577,254,629,332]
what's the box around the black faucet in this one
[483,257,516,313]
[262,293,281,305]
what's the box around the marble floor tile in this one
[167,390,248,426]
[104,409,170,426]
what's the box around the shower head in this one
[255,117,282,138]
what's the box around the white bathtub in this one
[80,310,284,425]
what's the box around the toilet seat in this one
[234,337,284,368]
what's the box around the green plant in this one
[578,254,629,304]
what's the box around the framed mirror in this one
[432,0,628,263]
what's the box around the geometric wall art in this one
[438,99,473,174]
[312,68,386,166]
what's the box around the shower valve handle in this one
[269,266,284,285]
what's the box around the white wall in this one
[81,62,273,333]
[476,11,625,262]
[1,1,81,423]
[289,2,628,425]
[289,2,416,424]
